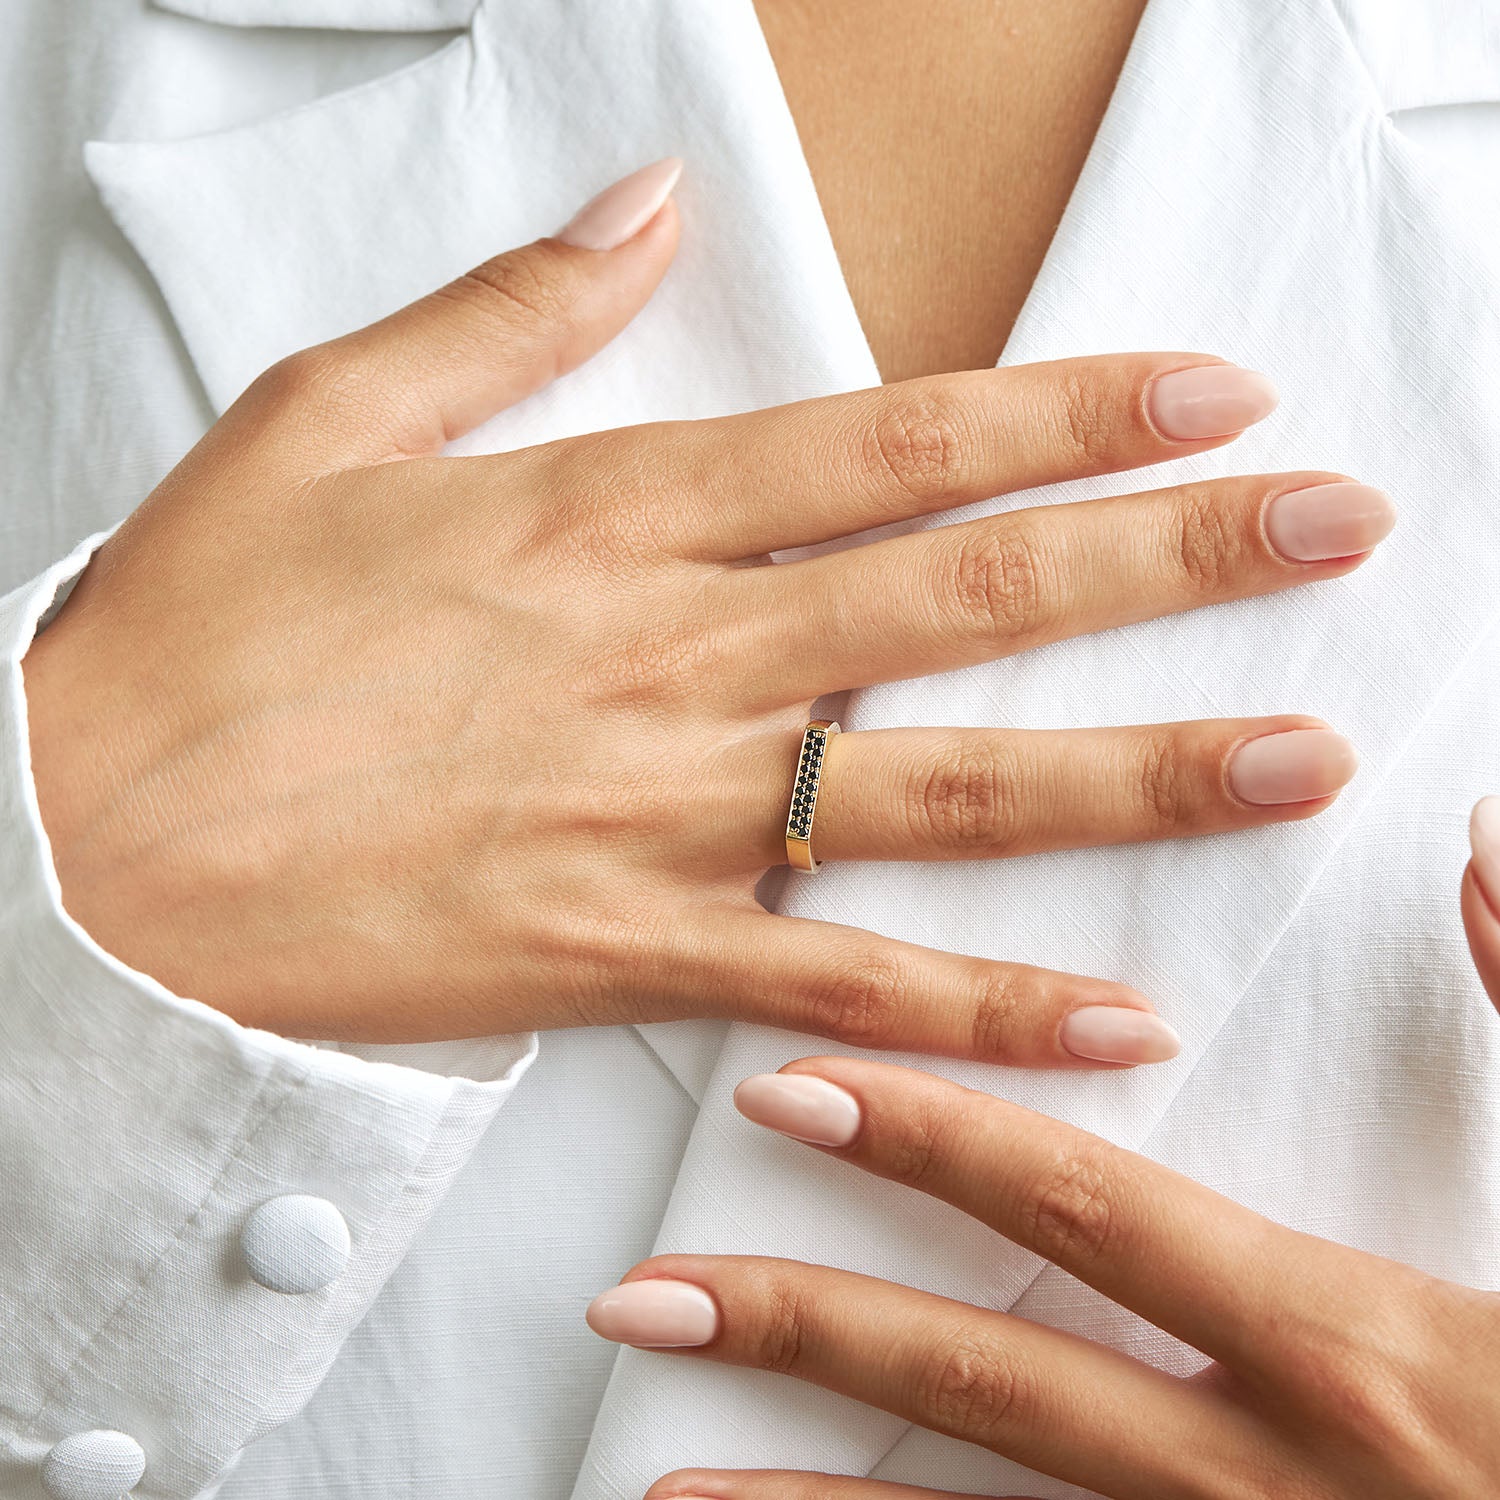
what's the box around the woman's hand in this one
[588,818,1500,1500]
[23,160,1392,1052]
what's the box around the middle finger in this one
[731,470,1393,705]
[589,1256,1250,1498]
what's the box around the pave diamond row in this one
[786,727,828,844]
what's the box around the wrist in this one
[21,606,202,1000]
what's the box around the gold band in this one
[785,720,841,872]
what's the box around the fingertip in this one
[1264,480,1396,564]
[1469,796,1500,901]
[585,1277,719,1348]
[734,1071,862,1147]
[1146,362,1279,443]
[1463,800,1500,1013]
[1227,727,1358,807]
[1059,1004,1182,1066]
[556,155,684,251]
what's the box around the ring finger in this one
[710,716,1356,869]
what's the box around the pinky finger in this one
[645,1470,1040,1500]
[700,908,1181,1069]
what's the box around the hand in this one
[588,816,1500,1499]
[23,159,1391,1051]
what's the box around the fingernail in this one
[1265,481,1396,562]
[1470,797,1500,907]
[586,1279,718,1348]
[1228,728,1358,805]
[734,1072,862,1147]
[1147,365,1279,441]
[558,157,683,251]
[1059,1007,1181,1064]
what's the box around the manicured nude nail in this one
[586,1279,718,1348]
[1147,365,1279,441]
[1470,797,1500,908]
[1264,481,1396,562]
[1228,728,1357,806]
[558,157,683,251]
[1059,1007,1181,1064]
[734,1073,862,1147]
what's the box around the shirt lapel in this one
[151,0,477,32]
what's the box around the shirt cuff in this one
[0,536,538,1500]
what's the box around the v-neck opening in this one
[738,0,1158,385]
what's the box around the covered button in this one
[40,1430,145,1500]
[241,1194,350,1294]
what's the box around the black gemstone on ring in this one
[790,727,834,853]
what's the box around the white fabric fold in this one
[1329,0,1500,110]
[151,0,476,32]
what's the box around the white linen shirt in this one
[2,2,1499,1498]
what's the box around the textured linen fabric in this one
[1,0,1498,1497]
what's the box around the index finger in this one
[592,354,1277,559]
[732,1056,1399,1372]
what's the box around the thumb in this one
[1460,797,1500,1013]
[240,157,684,465]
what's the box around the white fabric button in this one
[241,1194,350,1294]
[40,1431,145,1500]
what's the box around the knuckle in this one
[913,742,1019,852]
[881,1096,950,1190]
[1052,368,1119,470]
[1172,483,1240,595]
[805,953,911,1050]
[594,614,721,706]
[452,251,572,331]
[1136,733,1193,833]
[533,428,680,568]
[969,966,1037,1062]
[1021,1146,1118,1267]
[1284,1286,1456,1466]
[751,1276,809,1378]
[864,392,969,509]
[918,1331,1027,1443]
[950,524,1045,640]
[250,345,362,416]
[1291,1351,1428,1467]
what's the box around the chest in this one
[754,0,1148,381]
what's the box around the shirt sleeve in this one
[0,535,538,1500]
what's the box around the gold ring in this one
[785,719,841,872]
